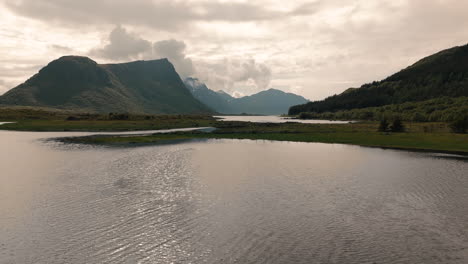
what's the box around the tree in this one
[450,115,468,133]
[378,118,389,132]
[390,117,405,132]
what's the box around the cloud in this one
[90,26,152,60]
[3,0,313,31]
[2,0,468,100]
[290,2,323,16]
[0,80,7,95]
[49,44,73,53]
[153,40,195,77]
[89,26,194,77]
[196,58,272,96]
[0,63,43,95]
[230,59,272,91]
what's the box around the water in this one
[1,131,467,264]
[214,115,351,124]
[0,122,15,126]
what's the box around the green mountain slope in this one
[289,44,468,115]
[184,78,308,115]
[0,56,212,114]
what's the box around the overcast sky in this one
[1,0,467,100]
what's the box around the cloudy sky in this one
[1,0,467,100]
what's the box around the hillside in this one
[289,44,468,115]
[184,77,233,113]
[184,78,308,115]
[0,56,212,114]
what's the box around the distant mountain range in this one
[289,44,468,115]
[184,77,308,115]
[0,56,308,115]
[0,56,211,114]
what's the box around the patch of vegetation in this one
[294,97,468,123]
[450,115,468,133]
[390,117,405,132]
[2,107,466,154]
[60,121,468,155]
[0,107,216,131]
[378,118,389,132]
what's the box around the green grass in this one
[60,122,468,154]
[2,107,466,154]
[0,107,217,131]
[0,119,216,131]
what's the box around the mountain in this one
[289,44,468,115]
[184,77,233,113]
[230,89,309,115]
[184,78,308,115]
[0,56,212,114]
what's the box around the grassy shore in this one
[0,118,216,131]
[1,107,466,154]
[60,121,468,154]
[0,107,217,131]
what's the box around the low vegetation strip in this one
[59,122,468,155]
[0,108,217,131]
[1,107,466,154]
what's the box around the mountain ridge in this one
[0,56,212,114]
[184,77,308,115]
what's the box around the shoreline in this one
[1,117,466,156]
[56,131,468,156]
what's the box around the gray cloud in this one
[3,0,310,31]
[153,40,195,77]
[89,26,194,77]
[2,0,468,100]
[230,59,272,92]
[0,63,43,94]
[0,80,6,94]
[49,44,73,53]
[290,2,323,16]
[196,58,272,96]
[89,26,270,86]
[90,26,152,60]
[0,64,42,78]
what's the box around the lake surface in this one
[1,130,467,264]
[214,115,351,124]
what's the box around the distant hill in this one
[289,44,468,115]
[184,77,308,115]
[0,56,212,114]
[230,89,309,115]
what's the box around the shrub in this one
[298,112,316,119]
[390,117,405,132]
[378,118,389,132]
[109,113,130,120]
[450,115,468,133]
[66,116,79,121]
